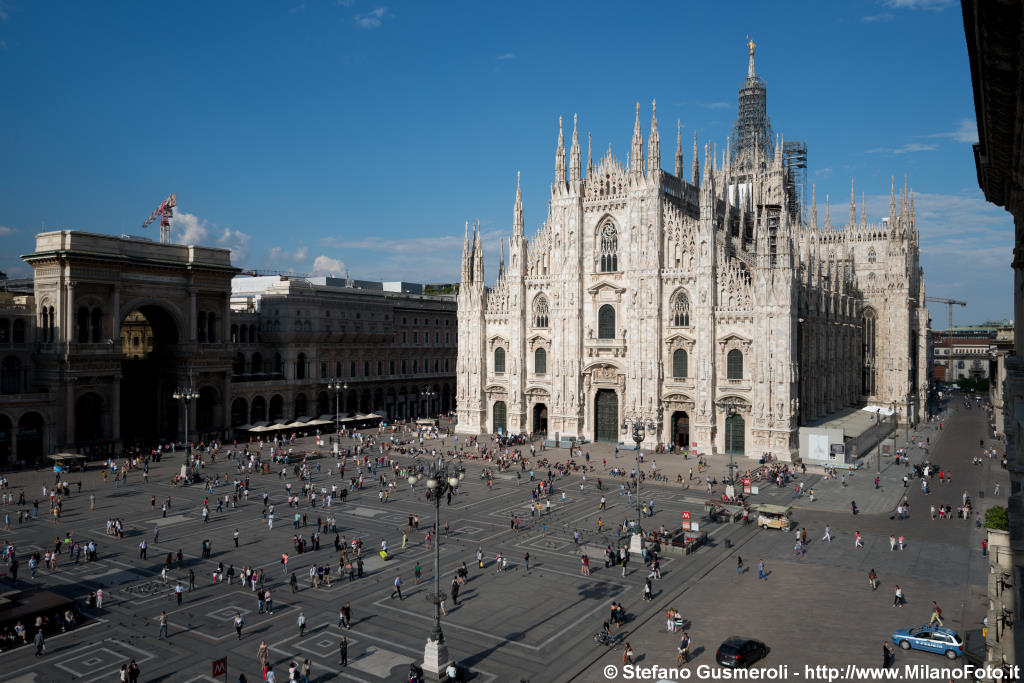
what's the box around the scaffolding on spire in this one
[782,140,808,223]
[730,38,775,170]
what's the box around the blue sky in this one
[0,0,1011,325]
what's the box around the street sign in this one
[742,477,751,494]
[681,510,691,531]
[212,658,227,677]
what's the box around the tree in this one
[985,506,1009,531]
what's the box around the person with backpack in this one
[929,601,943,626]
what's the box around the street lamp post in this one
[725,401,738,489]
[172,384,199,466]
[421,389,436,419]
[328,380,347,445]
[621,415,656,556]
[874,410,880,475]
[408,456,465,680]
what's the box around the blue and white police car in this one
[891,625,964,659]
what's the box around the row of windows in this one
[232,352,451,380]
[529,294,691,330]
[492,347,745,380]
[0,319,27,344]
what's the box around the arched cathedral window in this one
[672,349,688,378]
[727,349,743,380]
[671,291,690,327]
[534,348,547,374]
[597,305,615,339]
[533,296,549,328]
[867,247,877,263]
[599,222,618,272]
[494,347,506,374]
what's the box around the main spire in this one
[747,35,756,78]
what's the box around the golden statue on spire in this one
[747,35,755,56]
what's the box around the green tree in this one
[985,506,1009,531]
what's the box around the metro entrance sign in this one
[212,657,227,679]
[682,510,691,531]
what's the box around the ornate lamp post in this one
[408,456,465,680]
[172,384,199,465]
[621,415,656,556]
[420,389,436,418]
[724,400,738,488]
[328,379,347,441]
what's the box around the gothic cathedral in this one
[456,44,928,461]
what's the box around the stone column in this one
[65,380,75,446]
[112,379,121,442]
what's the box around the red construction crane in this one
[142,193,177,244]
[926,297,967,383]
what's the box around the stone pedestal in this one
[629,532,644,556]
[422,636,450,682]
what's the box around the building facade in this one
[0,233,456,468]
[456,45,929,460]
[963,0,1024,668]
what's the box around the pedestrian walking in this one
[893,585,904,608]
[822,525,832,542]
[868,568,878,590]
[855,531,864,549]
[737,556,744,575]
[391,575,403,600]
[175,582,183,605]
[234,612,245,639]
[297,612,307,637]
[157,610,168,640]
[33,629,44,656]
[882,641,895,668]
[257,640,270,671]
[929,602,943,626]
[757,559,766,581]
[340,636,348,666]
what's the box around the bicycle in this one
[594,631,619,647]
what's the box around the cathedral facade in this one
[456,46,929,460]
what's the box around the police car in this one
[890,625,963,659]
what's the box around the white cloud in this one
[170,211,250,263]
[354,7,387,28]
[171,211,210,245]
[217,227,251,264]
[0,225,16,237]
[922,118,979,144]
[861,13,894,22]
[497,53,515,60]
[698,102,730,110]
[311,255,347,276]
[319,234,462,254]
[0,40,7,50]
[864,142,938,155]
[267,246,309,265]
[290,2,305,13]
[336,0,355,6]
[884,0,954,9]
[0,1,8,21]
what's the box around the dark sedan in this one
[715,637,768,668]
